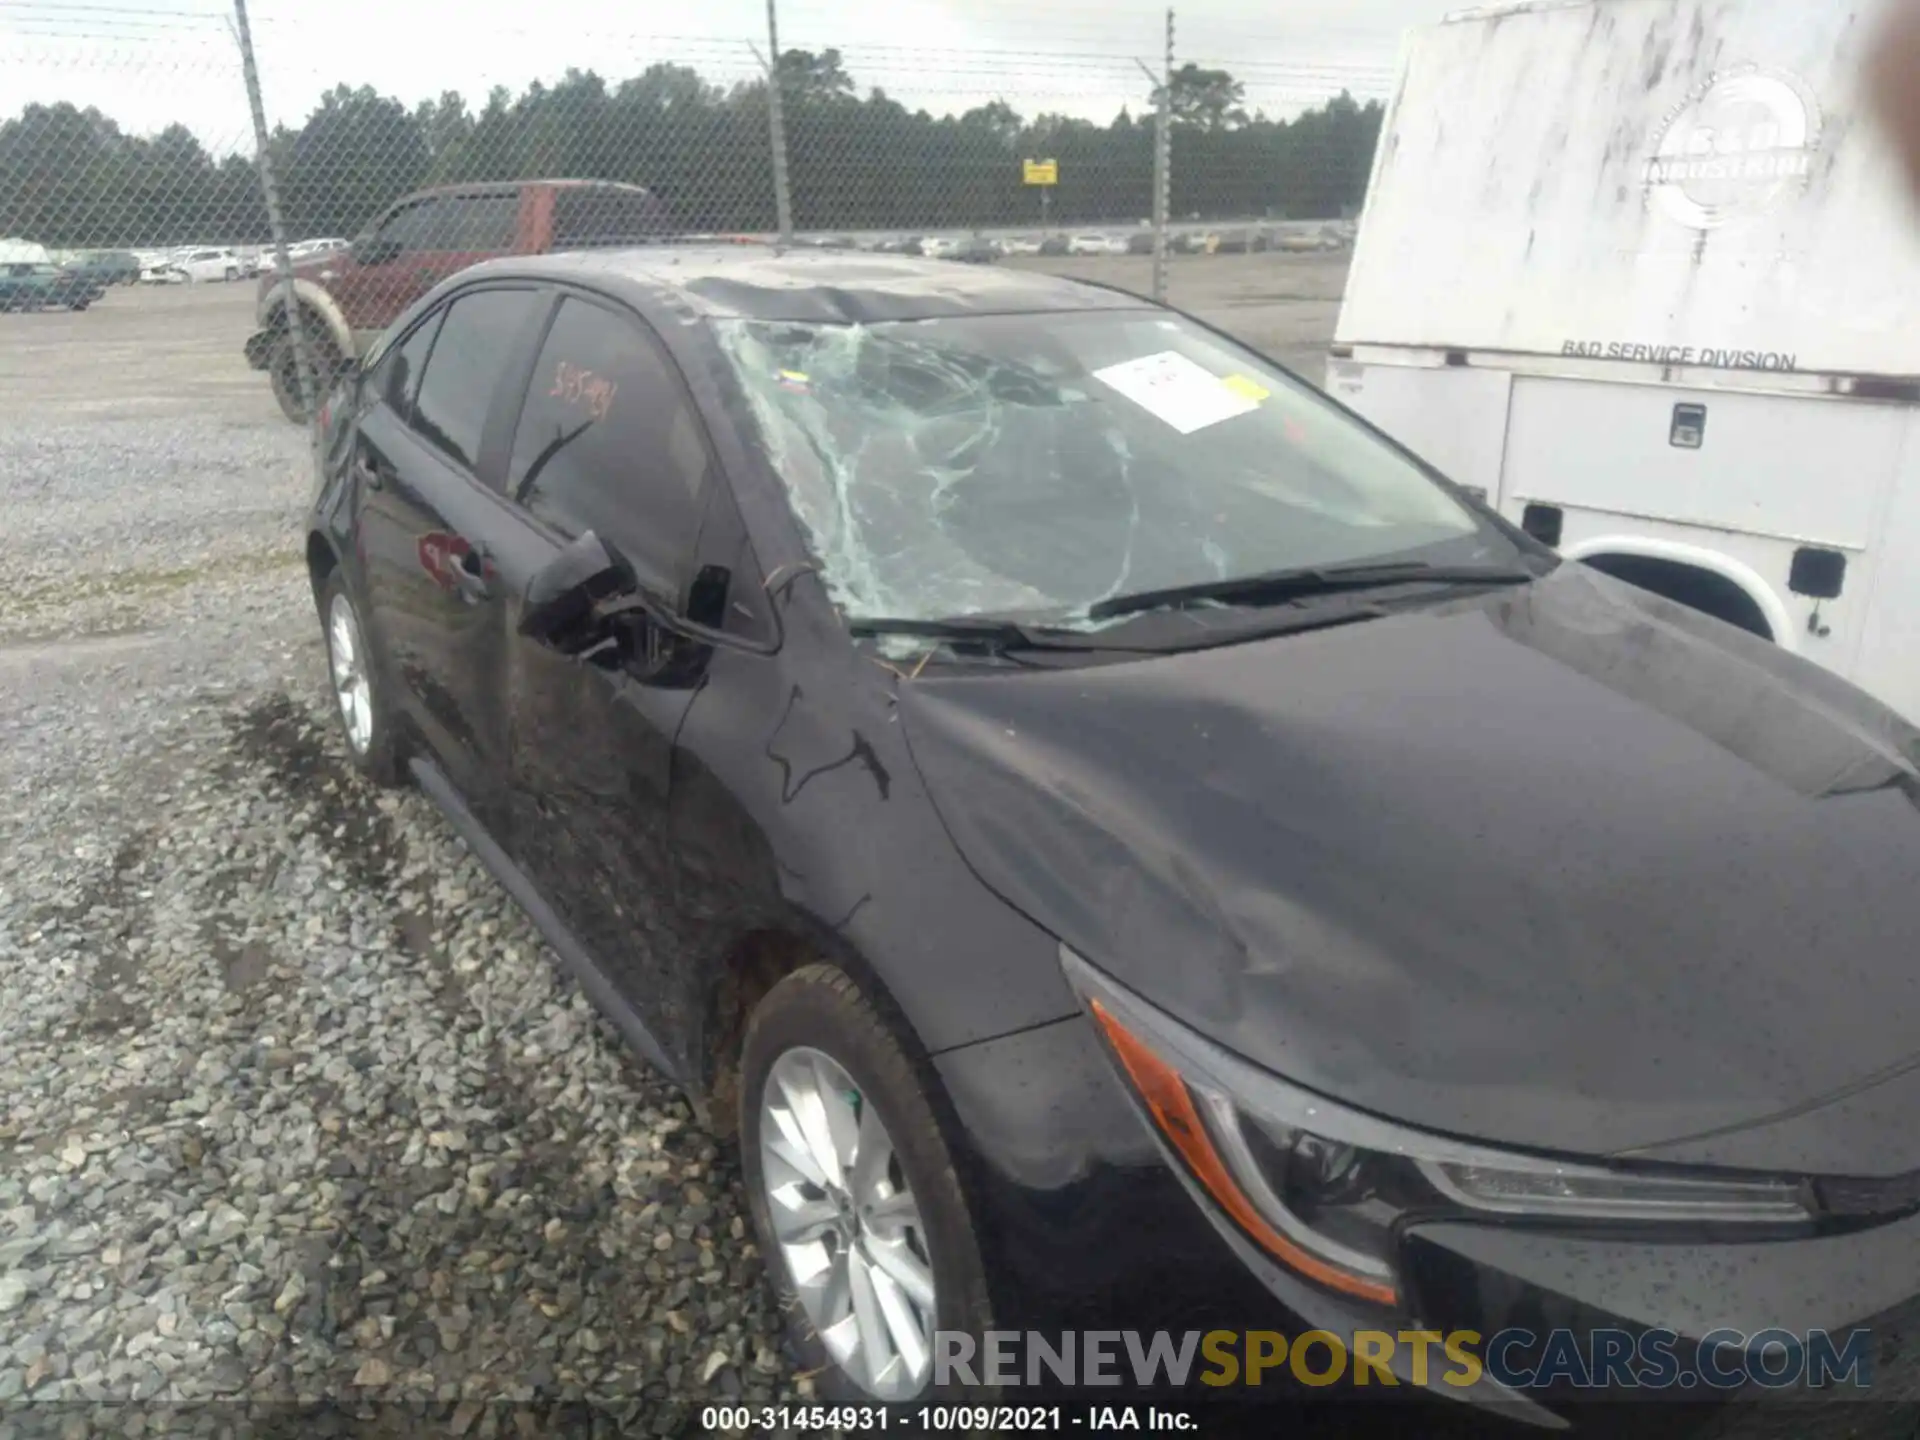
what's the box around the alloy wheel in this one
[759,1047,937,1401]
[327,592,374,757]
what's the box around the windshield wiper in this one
[1086,560,1538,622]
[850,614,1226,657]
[848,615,1112,653]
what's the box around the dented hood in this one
[898,565,1920,1164]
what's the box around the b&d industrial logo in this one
[1645,65,1822,230]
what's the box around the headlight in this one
[1060,946,1813,1310]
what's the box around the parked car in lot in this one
[1277,224,1345,253]
[0,237,52,266]
[1000,234,1044,256]
[173,247,244,283]
[307,243,1920,1425]
[0,261,106,311]
[67,250,140,286]
[1067,232,1125,256]
[948,235,1000,264]
[245,178,677,423]
[919,235,961,258]
[132,250,178,284]
[788,234,860,251]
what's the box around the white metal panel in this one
[1846,413,1920,725]
[1327,360,1515,498]
[1499,375,1903,547]
[1336,0,1920,379]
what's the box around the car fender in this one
[256,277,352,356]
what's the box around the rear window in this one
[409,287,544,474]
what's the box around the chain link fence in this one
[0,1,1390,430]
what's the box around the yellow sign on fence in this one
[1022,158,1059,186]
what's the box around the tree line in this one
[0,50,1383,249]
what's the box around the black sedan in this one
[305,245,1920,1428]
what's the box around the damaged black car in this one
[306,245,1920,1429]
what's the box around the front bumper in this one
[935,1016,1920,1427]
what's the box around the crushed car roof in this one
[475,245,1156,324]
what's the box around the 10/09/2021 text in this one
[699,1404,1200,1431]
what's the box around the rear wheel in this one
[319,570,403,786]
[739,964,996,1416]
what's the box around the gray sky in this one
[0,0,1460,152]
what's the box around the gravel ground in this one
[0,385,801,1434]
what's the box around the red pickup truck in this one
[245,179,703,422]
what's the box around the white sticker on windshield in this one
[1092,350,1260,435]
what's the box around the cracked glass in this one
[714,310,1486,631]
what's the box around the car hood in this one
[898,564,1920,1168]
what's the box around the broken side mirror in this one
[519,531,640,657]
[519,531,715,685]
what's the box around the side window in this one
[410,288,544,474]
[378,200,440,251]
[552,189,670,249]
[440,195,519,251]
[371,309,444,422]
[509,295,713,592]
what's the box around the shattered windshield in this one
[713,310,1493,630]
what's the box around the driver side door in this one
[493,290,723,1073]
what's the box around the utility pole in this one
[1154,8,1173,302]
[765,0,795,243]
[1136,8,1174,301]
[232,0,321,449]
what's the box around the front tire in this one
[740,964,996,1415]
[319,570,403,787]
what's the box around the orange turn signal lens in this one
[1088,997,1399,1308]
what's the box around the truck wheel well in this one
[269,298,339,355]
[1581,553,1774,641]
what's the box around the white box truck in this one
[1331,0,1920,723]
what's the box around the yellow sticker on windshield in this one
[1222,373,1270,403]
